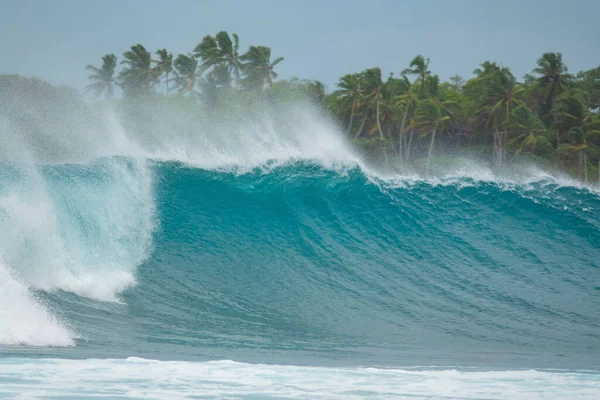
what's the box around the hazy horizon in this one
[1,0,599,92]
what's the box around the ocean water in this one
[0,103,599,399]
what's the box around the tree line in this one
[85,31,600,181]
[326,55,600,181]
[85,31,285,100]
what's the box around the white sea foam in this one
[0,358,598,399]
[0,112,155,345]
[0,261,74,347]
[0,160,154,303]
[1,94,595,348]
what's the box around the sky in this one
[1,0,599,92]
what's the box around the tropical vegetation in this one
[79,32,599,182]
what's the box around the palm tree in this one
[392,75,418,159]
[553,92,600,181]
[334,73,363,136]
[155,49,173,96]
[119,44,159,97]
[403,55,431,95]
[85,54,117,99]
[173,53,198,94]
[508,107,549,156]
[533,52,572,150]
[198,64,233,106]
[239,46,284,91]
[415,77,455,175]
[363,68,385,140]
[194,31,242,87]
[472,64,525,167]
[533,52,571,111]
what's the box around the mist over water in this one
[0,84,365,347]
[1,81,599,398]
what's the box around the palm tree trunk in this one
[499,131,505,168]
[403,127,409,160]
[166,72,169,96]
[555,130,560,166]
[398,102,410,155]
[426,124,438,177]
[407,129,415,162]
[583,150,588,183]
[553,96,560,164]
[347,95,356,136]
[493,129,504,168]
[386,123,397,155]
[397,122,404,165]
[493,129,499,167]
[578,151,583,181]
[383,147,389,168]
[354,111,369,140]
[376,98,384,139]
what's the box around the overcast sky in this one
[1,0,599,92]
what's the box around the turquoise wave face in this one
[1,160,599,369]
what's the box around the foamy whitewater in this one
[0,100,599,398]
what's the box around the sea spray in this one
[0,82,598,372]
[0,258,74,347]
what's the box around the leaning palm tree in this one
[173,53,199,94]
[155,49,174,96]
[85,54,117,99]
[402,55,431,95]
[334,73,363,136]
[194,31,242,87]
[240,46,284,91]
[119,44,159,97]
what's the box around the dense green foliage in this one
[84,33,599,182]
[328,55,600,181]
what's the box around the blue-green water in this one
[1,156,599,398]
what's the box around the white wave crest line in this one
[0,358,598,399]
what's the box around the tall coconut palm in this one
[194,31,242,86]
[119,44,159,97]
[363,68,385,140]
[415,77,455,175]
[472,61,505,78]
[473,64,525,167]
[198,64,233,106]
[533,52,572,150]
[379,75,400,150]
[392,75,418,158]
[173,53,198,94]
[85,54,117,99]
[533,52,571,111]
[334,73,363,136]
[239,46,284,91]
[155,49,173,96]
[553,92,600,181]
[403,55,431,95]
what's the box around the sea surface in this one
[1,105,599,398]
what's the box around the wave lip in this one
[1,358,599,399]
